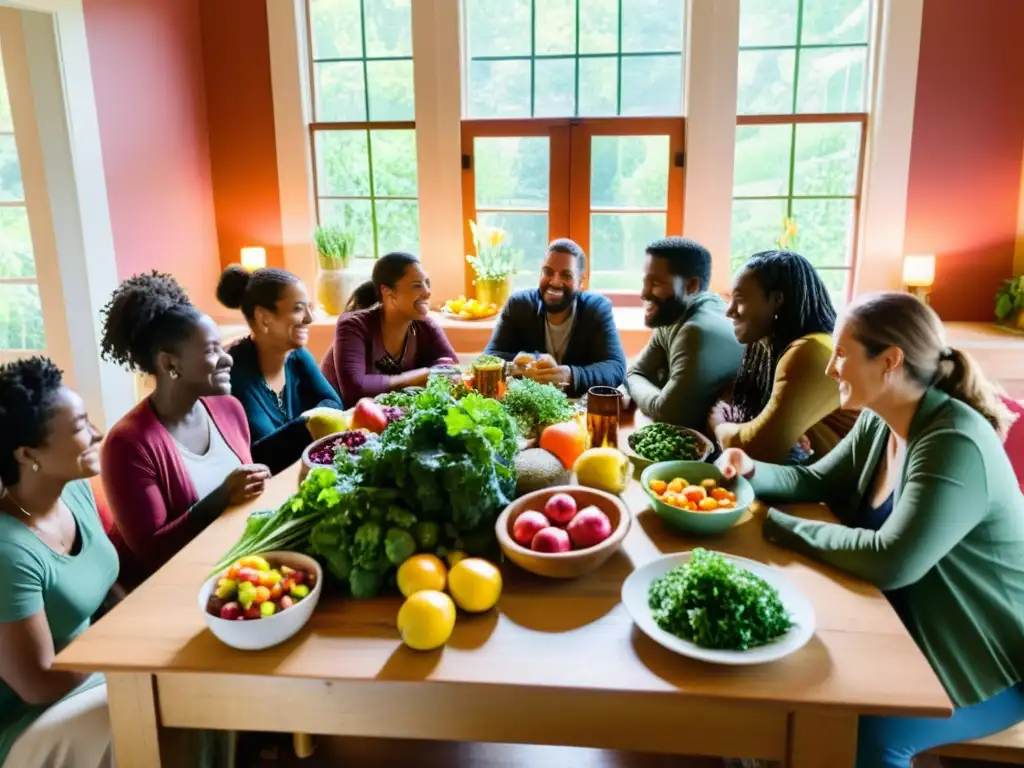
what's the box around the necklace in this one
[1,489,31,517]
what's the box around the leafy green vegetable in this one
[502,378,575,436]
[413,521,439,549]
[629,423,704,462]
[385,528,417,565]
[473,354,504,367]
[648,549,792,651]
[375,390,417,408]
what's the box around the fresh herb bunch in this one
[374,389,418,409]
[313,224,355,269]
[501,378,575,436]
[648,548,792,651]
[629,423,704,462]
[473,354,504,367]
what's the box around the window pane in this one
[366,60,414,121]
[620,55,683,116]
[316,130,370,197]
[468,59,531,118]
[315,61,366,121]
[474,137,550,209]
[319,199,374,259]
[466,0,531,57]
[0,135,23,202]
[578,0,619,55]
[476,211,549,285]
[370,130,418,197]
[0,207,34,279]
[309,0,362,59]
[796,47,867,113]
[591,135,669,209]
[534,58,576,118]
[589,212,666,290]
[791,198,855,269]
[816,267,850,309]
[792,122,861,197]
[738,49,795,115]
[801,0,870,45]
[733,124,792,198]
[375,200,420,255]
[535,0,576,55]
[363,0,412,58]
[739,0,798,48]
[578,57,618,117]
[621,0,685,53]
[730,198,788,273]
[0,283,45,351]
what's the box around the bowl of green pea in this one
[625,423,714,471]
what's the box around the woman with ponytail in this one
[320,252,457,402]
[717,291,1024,767]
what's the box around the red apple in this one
[544,493,578,525]
[244,603,262,620]
[531,526,571,553]
[236,567,262,586]
[513,510,549,546]
[567,506,613,549]
[218,602,241,621]
[279,595,295,611]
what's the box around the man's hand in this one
[527,364,571,387]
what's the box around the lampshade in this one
[240,247,266,272]
[903,254,935,287]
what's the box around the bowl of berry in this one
[298,429,377,485]
[199,552,322,650]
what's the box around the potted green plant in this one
[466,219,516,308]
[995,275,1024,331]
[313,224,355,316]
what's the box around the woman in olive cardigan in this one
[718,292,1024,768]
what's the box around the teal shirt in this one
[0,480,118,764]
[751,388,1024,707]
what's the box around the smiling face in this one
[255,280,313,350]
[162,314,233,396]
[826,317,897,411]
[22,387,103,482]
[726,267,781,345]
[382,262,431,321]
[640,253,693,328]
[538,249,578,313]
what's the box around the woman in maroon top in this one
[321,252,458,403]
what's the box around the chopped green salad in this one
[648,548,792,651]
[629,423,704,462]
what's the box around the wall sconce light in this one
[240,246,266,272]
[902,254,935,304]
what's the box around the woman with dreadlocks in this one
[710,250,858,463]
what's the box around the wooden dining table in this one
[55,421,951,768]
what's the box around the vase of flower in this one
[466,219,516,309]
[314,225,355,316]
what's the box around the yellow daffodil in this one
[487,227,506,248]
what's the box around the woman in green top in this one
[0,357,119,768]
[718,291,1024,768]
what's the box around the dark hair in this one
[216,265,299,324]
[0,356,64,486]
[646,237,712,291]
[346,251,421,312]
[100,271,203,376]
[731,250,837,422]
[848,292,1016,437]
[547,238,587,274]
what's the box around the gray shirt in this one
[544,303,575,363]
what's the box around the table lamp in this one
[902,254,935,304]
[240,246,266,272]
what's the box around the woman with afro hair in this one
[99,272,271,589]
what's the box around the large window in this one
[462,0,686,294]
[307,0,420,260]
[0,52,42,352]
[731,0,872,304]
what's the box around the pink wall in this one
[83,0,221,315]
[904,0,1024,321]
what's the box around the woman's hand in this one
[715,448,754,480]
[221,464,271,505]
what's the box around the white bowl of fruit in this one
[199,552,322,651]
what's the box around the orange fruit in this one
[667,479,685,494]
[539,420,588,470]
[397,554,447,598]
[683,485,707,504]
[711,487,730,501]
[649,479,667,495]
[698,497,719,512]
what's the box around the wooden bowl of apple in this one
[495,486,631,579]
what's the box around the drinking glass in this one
[586,386,622,449]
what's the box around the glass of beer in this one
[472,355,506,399]
[586,386,622,449]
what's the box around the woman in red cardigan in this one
[99,273,270,589]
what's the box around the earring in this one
[32,462,39,472]
[262,325,269,334]
[169,370,179,380]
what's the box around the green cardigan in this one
[752,388,1024,708]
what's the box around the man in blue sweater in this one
[482,239,626,397]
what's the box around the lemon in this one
[447,558,502,613]
[397,554,447,598]
[397,590,456,651]
[446,550,467,568]
[573,447,632,494]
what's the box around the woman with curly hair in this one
[0,357,117,767]
[710,250,857,463]
[100,272,270,589]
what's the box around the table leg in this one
[106,672,163,768]
[786,711,858,768]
